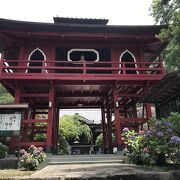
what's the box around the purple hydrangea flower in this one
[167,128,173,133]
[165,122,173,127]
[171,136,180,144]
[130,135,136,140]
[145,130,152,138]
[123,127,129,132]
[38,147,43,152]
[176,151,180,157]
[157,131,164,137]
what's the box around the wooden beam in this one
[118,93,143,97]
[57,92,107,98]
[21,93,49,97]
[23,119,48,124]
[20,142,46,147]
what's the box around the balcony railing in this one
[0,59,164,80]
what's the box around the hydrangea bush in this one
[0,142,8,159]
[19,145,46,170]
[122,112,180,165]
[122,128,150,164]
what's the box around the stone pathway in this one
[0,163,180,179]
[30,163,159,179]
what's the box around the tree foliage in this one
[59,114,92,143]
[95,133,103,148]
[151,0,180,71]
[0,84,14,103]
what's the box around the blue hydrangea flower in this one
[167,128,173,133]
[157,131,164,137]
[176,151,180,157]
[171,136,180,144]
[130,135,136,140]
[145,130,152,138]
[165,122,173,127]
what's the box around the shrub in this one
[96,133,103,149]
[122,128,150,165]
[19,145,46,170]
[0,142,8,159]
[58,135,69,155]
[145,115,180,165]
[122,113,180,166]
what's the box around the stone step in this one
[45,154,124,165]
[49,159,124,165]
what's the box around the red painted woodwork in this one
[101,107,106,153]
[20,142,46,147]
[46,84,55,152]
[106,106,112,152]
[0,18,166,152]
[113,90,123,149]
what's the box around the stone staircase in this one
[41,154,124,167]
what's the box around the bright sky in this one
[0,0,154,25]
[0,0,154,122]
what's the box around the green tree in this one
[0,84,13,103]
[95,133,103,148]
[59,114,92,143]
[151,0,180,71]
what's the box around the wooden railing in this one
[0,59,164,78]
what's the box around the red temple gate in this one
[0,17,167,153]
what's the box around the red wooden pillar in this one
[146,103,152,129]
[30,108,36,141]
[111,48,118,74]
[53,106,59,153]
[0,52,4,76]
[21,108,28,142]
[106,106,112,153]
[101,107,106,153]
[113,89,123,150]
[123,106,128,128]
[132,99,138,131]
[46,83,55,152]
[10,88,21,150]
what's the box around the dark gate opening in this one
[28,50,44,73]
[121,52,137,74]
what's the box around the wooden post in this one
[0,52,4,76]
[101,107,106,154]
[21,108,29,142]
[106,106,112,153]
[30,108,36,141]
[10,87,21,150]
[18,45,24,73]
[46,83,55,152]
[14,88,21,104]
[53,106,59,154]
[146,103,152,129]
[83,60,86,74]
[111,48,117,74]
[159,55,165,75]
[113,89,123,151]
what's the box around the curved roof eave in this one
[0,18,166,34]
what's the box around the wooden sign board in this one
[0,113,22,136]
[0,104,28,136]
